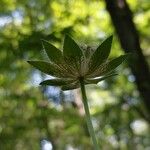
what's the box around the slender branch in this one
[79,77,99,150]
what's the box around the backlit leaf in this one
[42,40,63,64]
[104,54,129,74]
[89,35,113,71]
[63,35,83,73]
[27,60,70,78]
[86,54,129,78]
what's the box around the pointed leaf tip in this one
[41,39,63,64]
[27,60,53,74]
[63,34,83,72]
[63,34,83,58]
[27,60,68,78]
[89,35,113,72]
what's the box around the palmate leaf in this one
[27,35,130,91]
[27,60,71,78]
[40,78,75,86]
[89,35,113,71]
[63,35,84,72]
[42,40,63,64]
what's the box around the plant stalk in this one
[79,77,99,150]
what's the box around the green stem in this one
[79,77,99,150]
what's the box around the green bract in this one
[27,35,129,90]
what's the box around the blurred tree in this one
[105,0,150,115]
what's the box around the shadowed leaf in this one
[104,54,129,74]
[42,40,63,64]
[27,60,70,78]
[89,35,113,71]
[63,35,83,72]
[40,78,75,86]
[63,35,83,59]
[85,73,118,84]
[61,81,79,91]
[87,54,129,78]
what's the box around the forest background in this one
[0,0,150,149]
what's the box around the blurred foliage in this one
[0,0,150,149]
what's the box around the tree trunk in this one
[105,0,150,114]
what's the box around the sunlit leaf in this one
[63,34,83,59]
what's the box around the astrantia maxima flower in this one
[27,35,128,90]
[27,34,129,150]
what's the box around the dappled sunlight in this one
[131,119,149,135]
[41,140,53,150]
[0,0,150,149]
[87,87,117,113]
